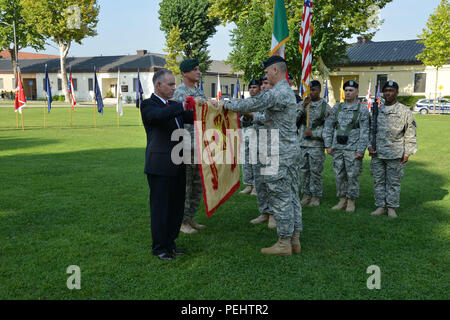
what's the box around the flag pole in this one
[117,106,120,128]
[44,100,46,128]
[16,111,18,129]
[70,98,73,127]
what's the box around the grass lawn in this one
[0,106,449,300]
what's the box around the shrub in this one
[398,95,426,108]
[125,96,133,104]
[106,91,114,98]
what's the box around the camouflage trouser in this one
[253,163,271,215]
[332,150,363,200]
[241,127,255,186]
[370,157,405,208]
[265,163,302,238]
[183,155,203,222]
[300,147,326,197]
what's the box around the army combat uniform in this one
[225,80,302,244]
[323,101,370,201]
[251,110,272,216]
[240,115,255,187]
[297,98,331,200]
[369,102,418,209]
[173,82,206,224]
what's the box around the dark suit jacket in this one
[141,93,194,177]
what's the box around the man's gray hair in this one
[153,69,173,86]
[272,62,287,74]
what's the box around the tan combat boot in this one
[387,208,398,219]
[291,232,301,254]
[239,186,253,194]
[268,215,277,229]
[332,197,347,211]
[346,199,356,213]
[261,238,292,256]
[189,219,207,230]
[250,188,257,196]
[301,194,311,206]
[250,213,269,224]
[308,197,321,207]
[371,207,387,216]
[180,222,198,234]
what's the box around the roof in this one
[338,39,425,66]
[0,52,237,75]
[0,50,59,60]
[0,53,167,74]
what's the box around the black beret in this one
[180,59,199,72]
[343,80,359,90]
[260,74,268,81]
[262,55,286,69]
[382,80,399,92]
[248,78,261,88]
[310,80,321,88]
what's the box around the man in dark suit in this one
[141,69,195,261]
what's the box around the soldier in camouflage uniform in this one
[239,79,261,195]
[297,80,331,207]
[172,59,207,234]
[221,56,302,256]
[248,75,277,229]
[323,81,370,213]
[369,81,418,219]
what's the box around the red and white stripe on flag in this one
[70,75,77,107]
[299,0,313,98]
[366,82,373,111]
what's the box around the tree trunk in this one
[58,41,71,102]
[434,67,439,114]
[8,48,18,89]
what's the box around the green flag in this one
[270,0,290,57]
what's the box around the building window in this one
[414,73,427,93]
[211,83,216,98]
[72,78,78,91]
[376,74,388,91]
[42,79,46,90]
[0,78,3,89]
[88,78,94,91]
[57,78,62,91]
[133,78,138,92]
[231,84,235,96]
[225,85,229,95]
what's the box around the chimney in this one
[137,50,148,56]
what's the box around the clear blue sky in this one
[26,0,442,60]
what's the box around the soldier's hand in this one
[245,113,254,119]
[326,148,334,156]
[304,129,313,137]
[368,147,377,155]
[355,153,364,160]
[195,97,206,106]
[401,155,409,164]
[303,96,311,106]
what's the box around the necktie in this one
[165,101,169,107]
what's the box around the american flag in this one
[299,0,313,98]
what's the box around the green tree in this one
[163,25,187,76]
[20,0,99,102]
[416,0,450,113]
[0,0,46,85]
[159,0,220,73]
[209,0,391,86]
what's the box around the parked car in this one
[414,98,450,114]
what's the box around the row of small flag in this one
[15,66,146,116]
